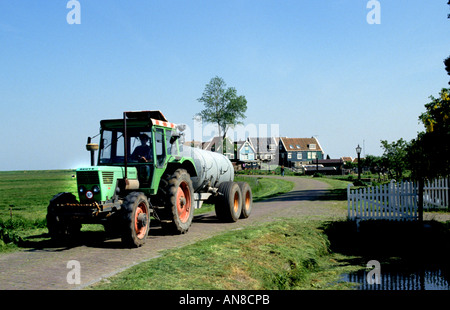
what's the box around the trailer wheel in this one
[161,169,195,234]
[46,192,82,241]
[237,182,252,219]
[215,182,242,222]
[121,192,150,248]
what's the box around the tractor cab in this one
[95,111,180,192]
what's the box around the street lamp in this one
[356,144,362,180]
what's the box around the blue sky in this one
[0,0,449,171]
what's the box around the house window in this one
[307,152,312,159]
[296,145,301,149]
[309,144,316,150]
[289,145,294,149]
[311,152,317,159]
[288,152,292,159]
[297,153,302,160]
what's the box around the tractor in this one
[46,111,253,247]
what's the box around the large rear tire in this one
[161,169,195,234]
[121,192,150,248]
[215,182,242,222]
[46,192,82,242]
[237,182,252,219]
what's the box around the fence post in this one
[347,184,353,219]
[444,177,450,211]
[418,178,424,223]
[389,180,395,220]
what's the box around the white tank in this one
[181,146,234,192]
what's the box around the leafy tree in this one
[197,76,248,139]
[361,154,384,174]
[406,88,449,221]
[407,88,450,179]
[419,88,450,134]
[380,138,410,180]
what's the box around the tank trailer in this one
[47,111,253,247]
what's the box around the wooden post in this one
[418,178,424,223]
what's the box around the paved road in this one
[0,176,347,290]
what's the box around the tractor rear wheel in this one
[215,182,242,222]
[237,182,252,219]
[161,169,195,234]
[121,192,150,248]
[46,192,82,242]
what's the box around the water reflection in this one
[343,268,450,290]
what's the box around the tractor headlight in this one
[92,185,100,193]
[78,186,86,193]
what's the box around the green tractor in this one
[47,111,253,247]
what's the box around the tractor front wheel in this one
[46,192,82,242]
[121,192,150,248]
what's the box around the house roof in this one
[247,137,279,154]
[202,136,233,152]
[303,166,337,171]
[317,159,343,164]
[235,140,256,153]
[353,157,364,163]
[341,157,353,163]
[279,137,323,152]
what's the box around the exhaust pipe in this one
[86,137,99,166]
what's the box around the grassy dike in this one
[90,219,360,290]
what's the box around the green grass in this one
[0,170,78,250]
[91,219,361,290]
[0,170,78,220]
[312,177,352,201]
[234,176,294,202]
[194,176,294,215]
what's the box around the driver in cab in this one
[131,134,152,162]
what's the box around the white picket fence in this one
[347,178,449,222]
[424,177,449,210]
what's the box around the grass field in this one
[0,170,78,249]
[0,170,78,221]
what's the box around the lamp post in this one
[356,144,362,181]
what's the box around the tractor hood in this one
[76,166,138,202]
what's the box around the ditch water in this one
[341,267,450,290]
[323,220,450,290]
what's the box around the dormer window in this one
[308,144,316,150]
